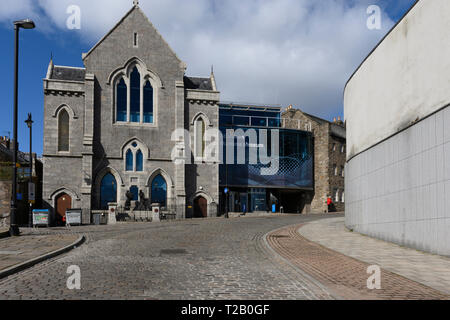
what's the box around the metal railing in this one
[221,116,312,132]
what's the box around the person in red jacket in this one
[326,196,332,213]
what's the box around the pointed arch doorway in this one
[56,193,72,226]
[194,196,208,218]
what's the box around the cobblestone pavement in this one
[298,217,450,295]
[267,224,449,300]
[0,234,79,272]
[0,215,338,300]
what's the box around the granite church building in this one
[43,3,220,224]
[42,2,345,225]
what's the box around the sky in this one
[0,0,417,156]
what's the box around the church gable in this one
[82,4,185,82]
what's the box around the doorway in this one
[56,193,71,226]
[194,196,208,218]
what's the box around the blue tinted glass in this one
[126,149,133,171]
[136,150,143,172]
[251,117,267,127]
[219,128,313,189]
[130,186,139,201]
[100,173,117,210]
[116,78,127,122]
[234,116,250,126]
[268,118,281,127]
[130,67,140,123]
[143,81,153,123]
[151,175,167,207]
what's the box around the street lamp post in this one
[25,113,33,227]
[10,19,35,237]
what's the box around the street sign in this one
[17,193,23,200]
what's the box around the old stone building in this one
[42,3,220,224]
[0,136,43,227]
[282,107,346,213]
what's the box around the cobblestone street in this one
[0,214,447,300]
[0,215,336,300]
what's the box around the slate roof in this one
[50,66,86,82]
[184,76,213,91]
[330,123,346,139]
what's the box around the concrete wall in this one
[346,105,450,256]
[344,0,450,159]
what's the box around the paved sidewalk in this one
[0,233,81,276]
[268,224,448,300]
[298,217,450,296]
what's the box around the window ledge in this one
[114,122,157,128]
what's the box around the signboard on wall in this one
[33,209,49,227]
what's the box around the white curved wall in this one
[346,106,450,256]
[344,0,450,158]
[344,0,450,256]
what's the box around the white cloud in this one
[0,0,396,119]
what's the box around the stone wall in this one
[0,181,11,227]
[283,110,329,213]
[329,134,346,212]
[282,109,346,213]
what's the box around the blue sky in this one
[0,0,417,156]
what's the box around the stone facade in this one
[42,4,220,222]
[0,181,11,227]
[282,108,346,213]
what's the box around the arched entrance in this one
[56,193,71,226]
[151,174,167,208]
[194,196,208,218]
[100,173,117,209]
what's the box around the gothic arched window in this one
[126,149,133,171]
[195,118,206,159]
[124,140,146,172]
[58,109,70,152]
[151,174,167,207]
[143,80,153,123]
[116,78,127,122]
[130,67,141,123]
[113,60,159,125]
[100,173,117,210]
[136,150,143,172]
